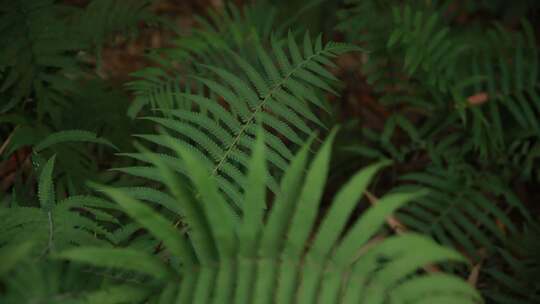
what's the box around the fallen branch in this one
[467,261,482,287]
[365,191,408,235]
[467,248,487,287]
[0,129,15,156]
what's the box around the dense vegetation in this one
[1,0,539,303]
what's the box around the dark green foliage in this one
[1,0,540,303]
[56,132,480,303]
[338,0,540,302]
[0,0,157,117]
[0,156,118,253]
[122,30,356,204]
[339,0,540,160]
[0,0,157,194]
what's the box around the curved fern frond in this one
[340,1,540,158]
[126,2,284,117]
[0,242,34,277]
[60,131,482,303]
[4,127,121,196]
[126,2,341,117]
[0,0,82,115]
[34,130,118,153]
[0,0,157,117]
[393,166,528,263]
[121,33,357,203]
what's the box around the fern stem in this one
[211,46,338,176]
[47,211,55,253]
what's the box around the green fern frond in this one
[125,2,346,118]
[0,0,157,121]
[4,127,121,196]
[59,130,482,303]
[125,2,284,117]
[0,0,82,115]
[121,33,356,203]
[0,242,34,276]
[0,156,115,253]
[34,130,118,153]
[76,284,154,304]
[393,166,527,263]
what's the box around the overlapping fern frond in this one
[0,0,155,194]
[57,131,482,303]
[126,2,282,117]
[0,156,118,253]
[393,166,529,262]
[0,257,144,304]
[337,3,539,302]
[0,0,157,118]
[0,0,83,116]
[481,222,540,303]
[120,32,356,204]
[126,2,327,117]
[3,127,120,196]
[467,20,540,153]
[340,0,540,159]
[337,115,529,265]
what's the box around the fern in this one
[3,128,120,196]
[0,258,148,304]
[0,0,82,116]
[0,0,155,115]
[336,2,540,302]
[482,222,540,303]
[394,166,528,261]
[126,2,284,117]
[468,20,540,153]
[0,1,537,302]
[338,116,530,264]
[0,155,117,253]
[34,130,118,153]
[340,1,540,159]
[119,32,357,204]
[0,0,158,195]
[57,130,481,303]
[0,242,34,276]
[126,2,331,117]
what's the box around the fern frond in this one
[122,33,355,203]
[0,0,83,115]
[125,3,283,117]
[0,156,114,253]
[34,130,118,153]
[56,247,174,280]
[393,166,527,263]
[0,0,157,141]
[125,2,342,118]
[0,242,34,277]
[341,0,540,161]
[60,130,482,303]
[77,284,154,304]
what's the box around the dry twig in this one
[365,190,441,273]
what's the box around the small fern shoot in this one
[0,155,117,254]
